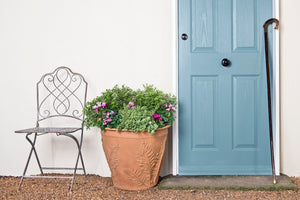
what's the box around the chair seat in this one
[15,127,82,134]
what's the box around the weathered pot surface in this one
[101,125,170,191]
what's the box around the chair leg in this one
[71,132,87,192]
[70,151,81,193]
[28,134,44,176]
[18,133,44,191]
[79,150,86,177]
[60,132,86,192]
[79,130,86,177]
[18,143,34,191]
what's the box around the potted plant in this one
[83,84,177,190]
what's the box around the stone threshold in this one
[158,175,298,191]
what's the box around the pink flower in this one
[166,108,170,112]
[169,104,173,108]
[127,101,135,109]
[103,121,107,125]
[159,118,162,121]
[97,102,102,107]
[107,118,112,122]
[164,104,168,107]
[110,111,114,115]
[153,113,160,119]
[102,102,107,108]
[172,107,175,111]
[102,113,106,116]
[93,105,98,110]
[133,97,136,99]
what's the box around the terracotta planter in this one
[101,125,170,191]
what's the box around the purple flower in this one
[102,102,107,108]
[102,113,106,116]
[93,105,98,110]
[126,105,130,108]
[97,102,102,107]
[133,97,136,99]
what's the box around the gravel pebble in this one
[0,175,299,200]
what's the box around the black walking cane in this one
[263,18,279,184]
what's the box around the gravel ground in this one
[0,175,299,200]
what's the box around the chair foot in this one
[17,176,24,192]
[69,181,74,193]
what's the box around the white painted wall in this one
[0,0,174,176]
[0,0,300,177]
[280,0,300,176]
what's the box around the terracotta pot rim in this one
[103,124,171,133]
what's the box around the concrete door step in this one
[158,175,297,191]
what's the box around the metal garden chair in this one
[15,67,88,193]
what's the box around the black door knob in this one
[221,58,231,67]
[181,33,188,40]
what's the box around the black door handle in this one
[181,33,188,40]
[221,58,231,67]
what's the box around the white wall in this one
[0,0,174,176]
[1,0,300,177]
[280,0,300,176]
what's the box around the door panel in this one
[179,0,273,175]
[233,0,258,51]
[191,0,215,51]
[191,76,217,149]
[232,76,258,149]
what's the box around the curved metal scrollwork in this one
[37,67,88,121]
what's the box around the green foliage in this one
[96,85,136,111]
[117,106,158,134]
[83,101,102,129]
[135,84,177,111]
[83,84,177,134]
[135,84,177,128]
[83,85,135,129]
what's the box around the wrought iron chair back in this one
[36,67,87,125]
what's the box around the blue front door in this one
[178,0,273,175]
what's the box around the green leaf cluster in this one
[83,85,135,129]
[135,84,177,128]
[96,85,136,111]
[118,106,158,134]
[135,84,177,111]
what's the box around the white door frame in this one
[172,0,280,175]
